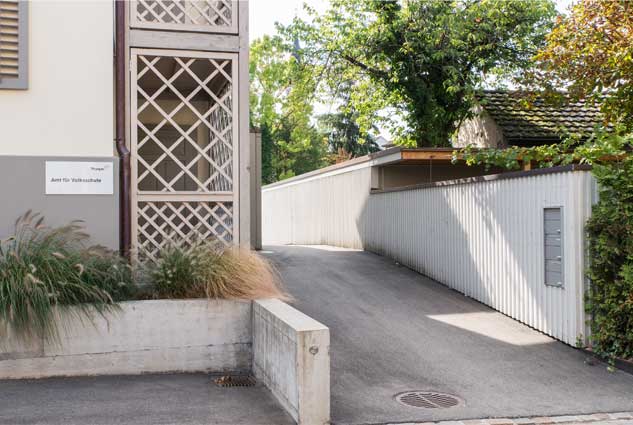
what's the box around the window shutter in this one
[0,0,27,89]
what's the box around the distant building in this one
[454,90,602,148]
[375,135,394,150]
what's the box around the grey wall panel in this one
[0,156,119,249]
[544,207,564,287]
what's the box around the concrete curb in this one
[580,348,633,376]
[386,411,633,425]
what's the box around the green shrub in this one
[585,158,633,361]
[147,242,289,301]
[0,212,135,344]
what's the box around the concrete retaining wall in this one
[0,298,332,424]
[253,299,330,425]
[0,300,252,379]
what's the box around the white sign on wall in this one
[45,161,114,195]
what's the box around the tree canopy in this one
[530,0,633,129]
[460,0,633,170]
[284,0,557,147]
[249,35,328,183]
[250,0,560,182]
[250,34,384,183]
[318,111,381,161]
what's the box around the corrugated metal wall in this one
[365,170,595,345]
[262,167,372,249]
[262,167,596,345]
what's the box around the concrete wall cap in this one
[255,299,328,332]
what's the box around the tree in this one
[259,123,275,185]
[317,79,381,159]
[250,35,329,183]
[318,110,381,159]
[271,116,328,180]
[284,0,556,147]
[530,0,633,129]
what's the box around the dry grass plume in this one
[148,243,290,301]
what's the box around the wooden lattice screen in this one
[131,0,237,34]
[131,49,238,261]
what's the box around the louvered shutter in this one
[0,0,27,89]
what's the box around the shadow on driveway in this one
[265,245,633,425]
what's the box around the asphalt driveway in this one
[266,245,633,425]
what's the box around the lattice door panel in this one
[137,200,233,261]
[135,53,234,193]
[131,49,239,259]
[131,0,237,34]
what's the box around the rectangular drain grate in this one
[214,375,257,388]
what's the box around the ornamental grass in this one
[0,211,134,344]
[147,242,290,301]
[1,212,289,345]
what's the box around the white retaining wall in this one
[0,300,252,379]
[262,166,596,345]
[262,167,371,249]
[253,299,330,425]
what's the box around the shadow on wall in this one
[355,183,483,304]
[262,165,591,344]
[355,172,582,344]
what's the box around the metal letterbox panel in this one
[544,207,563,287]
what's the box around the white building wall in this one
[0,1,113,157]
[453,105,506,148]
[262,166,596,345]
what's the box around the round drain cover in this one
[394,391,463,409]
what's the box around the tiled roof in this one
[480,90,603,143]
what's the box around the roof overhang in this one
[263,147,468,190]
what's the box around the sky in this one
[249,0,575,42]
[249,0,327,41]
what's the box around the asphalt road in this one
[0,373,294,425]
[266,245,633,425]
